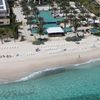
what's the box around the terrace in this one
[29,1,100,38]
[31,10,66,36]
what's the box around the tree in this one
[27,16,34,30]
[72,18,80,36]
[5,28,12,41]
[23,6,30,18]
[53,7,57,17]
[0,29,5,44]
[95,6,100,16]
[92,16,97,27]
[28,0,35,9]
[70,6,74,15]
[47,0,53,10]
[7,0,15,7]
[85,14,91,26]
[37,25,44,38]
[37,17,44,38]
[33,7,39,20]
[62,18,69,33]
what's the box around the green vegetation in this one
[56,0,100,16]
[73,0,100,16]
[65,36,81,41]
[92,32,100,36]
[32,40,43,45]
[0,0,20,43]
[91,28,100,36]
[20,0,46,40]
[32,37,48,45]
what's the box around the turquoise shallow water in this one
[0,61,100,100]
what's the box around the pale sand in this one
[0,35,100,82]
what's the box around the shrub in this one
[65,36,81,41]
[20,36,25,41]
[32,40,44,45]
[92,32,100,36]
[32,38,48,45]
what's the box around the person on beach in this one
[78,55,80,58]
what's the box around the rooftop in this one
[39,11,56,23]
[46,27,64,34]
[0,0,7,11]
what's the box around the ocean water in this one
[0,61,100,100]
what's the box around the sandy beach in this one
[0,35,100,82]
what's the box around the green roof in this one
[39,11,57,23]
[43,24,58,29]
[64,27,73,32]
[56,17,65,22]
[39,11,65,23]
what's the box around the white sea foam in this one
[16,67,64,82]
[74,58,100,68]
[1,58,100,84]
[16,58,100,82]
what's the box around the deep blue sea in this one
[0,60,100,100]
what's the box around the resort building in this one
[46,27,65,37]
[0,0,10,25]
[33,0,47,4]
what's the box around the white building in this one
[33,0,47,5]
[0,0,10,25]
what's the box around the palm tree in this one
[28,0,34,9]
[0,35,3,44]
[0,29,5,44]
[73,10,77,16]
[92,16,97,27]
[70,6,74,15]
[37,17,44,39]
[64,8,69,18]
[23,6,30,18]
[51,3,55,14]
[95,5,100,17]
[85,14,91,26]
[81,9,86,17]
[62,18,69,33]
[68,14,74,26]
[60,6,66,16]
[28,0,37,15]
[72,18,80,36]
[7,0,15,7]
[27,16,34,30]
[53,7,57,17]
[37,25,44,39]
[33,7,39,20]
[11,24,19,41]
[60,0,70,16]
[47,0,53,10]
[5,28,11,41]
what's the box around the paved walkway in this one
[13,5,32,40]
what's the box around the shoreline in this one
[0,47,100,84]
[0,35,100,83]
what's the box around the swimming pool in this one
[43,23,58,29]
[31,10,66,34]
[39,11,65,23]
[39,11,56,23]
[90,28,100,33]
[64,27,73,32]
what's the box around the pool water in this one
[90,28,100,33]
